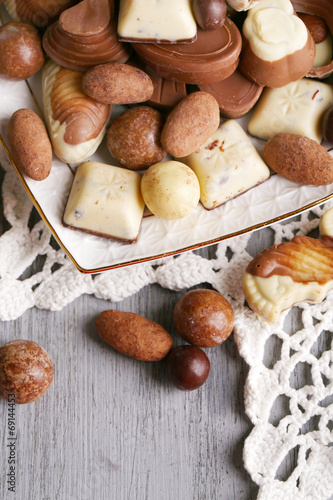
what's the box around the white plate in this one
[0,8,333,273]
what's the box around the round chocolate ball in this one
[0,340,54,404]
[107,106,166,170]
[0,22,45,81]
[192,0,227,31]
[173,288,234,347]
[166,345,210,391]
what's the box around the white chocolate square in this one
[63,161,145,243]
[117,0,197,42]
[183,120,270,210]
[248,78,333,143]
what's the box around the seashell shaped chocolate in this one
[242,217,333,323]
[42,59,111,164]
[43,0,131,72]
[3,0,76,27]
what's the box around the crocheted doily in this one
[1,147,333,500]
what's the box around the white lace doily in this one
[1,147,333,500]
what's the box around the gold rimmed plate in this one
[0,8,333,273]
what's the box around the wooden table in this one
[0,189,271,500]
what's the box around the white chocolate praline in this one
[141,161,200,220]
[242,0,308,61]
[182,120,270,210]
[117,0,197,42]
[42,60,110,164]
[313,36,333,68]
[248,78,333,143]
[63,161,145,243]
[242,271,333,324]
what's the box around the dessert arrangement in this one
[0,0,333,310]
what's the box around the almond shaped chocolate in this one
[239,0,316,88]
[3,0,76,27]
[42,60,111,164]
[133,17,242,84]
[43,0,131,72]
[291,0,333,79]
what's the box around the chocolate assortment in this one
[1,0,333,265]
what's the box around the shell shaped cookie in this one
[42,59,111,164]
[242,235,333,323]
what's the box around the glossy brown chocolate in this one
[246,235,333,284]
[133,17,242,84]
[291,0,333,78]
[199,68,263,118]
[192,0,227,31]
[239,30,315,88]
[0,22,44,81]
[43,0,131,72]
[144,69,188,110]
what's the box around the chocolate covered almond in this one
[161,91,220,157]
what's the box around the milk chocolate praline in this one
[2,0,76,28]
[133,17,242,84]
[43,0,131,72]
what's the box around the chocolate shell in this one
[43,0,131,72]
[291,0,333,79]
[242,234,333,323]
[42,60,111,163]
[3,0,76,28]
[132,17,242,85]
